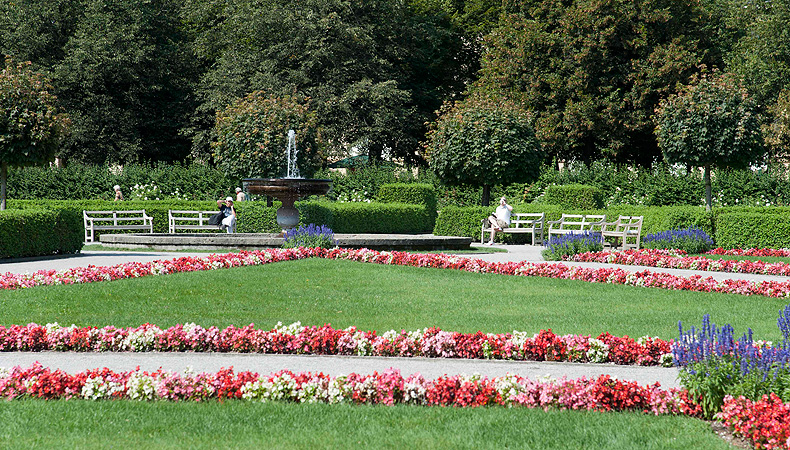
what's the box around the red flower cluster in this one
[708,248,790,258]
[718,394,790,450]
[0,322,674,367]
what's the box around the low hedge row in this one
[377,183,437,230]
[0,209,83,259]
[7,199,433,238]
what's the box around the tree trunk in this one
[704,165,712,212]
[1,162,6,211]
[481,184,491,207]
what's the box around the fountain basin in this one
[243,178,332,232]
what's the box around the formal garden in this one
[5,0,790,447]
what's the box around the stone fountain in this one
[243,130,331,232]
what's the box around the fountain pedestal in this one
[243,178,332,232]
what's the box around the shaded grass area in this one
[0,400,735,450]
[1,259,785,340]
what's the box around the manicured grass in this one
[0,400,735,449]
[1,258,785,340]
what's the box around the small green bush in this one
[0,209,82,258]
[544,184,603,209]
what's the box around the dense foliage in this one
[541,231,604,261]
[642,228,714,254]
[0,58,69,209]
[655,71,765,210]
[0,208,82,258]
[426,94,543,205]
[212,91,321,180]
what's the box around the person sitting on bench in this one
[486,196,512,245]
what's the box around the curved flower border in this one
[0,322,674,367]
[718,394,790,450]
[0,363,698,415]
[570,248,790,277]
[708,248,790,258]
[3,247,790,298]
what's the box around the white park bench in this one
[83,210,153,243]
[481,212,545,245]
[601,215,644,250]
[547,214,607,239]
[168,210,221,233]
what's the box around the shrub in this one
[642,227,714,254]
[0,209,82,258]
[282,224,336,249]
[543,184,603,209]
[542,231,603,261]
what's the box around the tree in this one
[655,71,765,211]
[476,0,714,165]
[52,0,197,164]
[426,94,543,206]
[212,91,322,181]
[0,58,69,209]
[185,0,468,164]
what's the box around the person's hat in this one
[226,196,233,201]
[235,187,242,192]
[113,185,120,190]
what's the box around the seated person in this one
[486,196,512,245]
[218,197,236,233]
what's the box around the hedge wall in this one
[714,211,790,249]
[377,183,437,230]
[0,209,83,259]
[300,201,431,233]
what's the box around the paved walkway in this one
[4,243,785,386]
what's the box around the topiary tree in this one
[655,71,765,211]
[212,91,323,181]
[0,57,69,210]
[426,94,543,206]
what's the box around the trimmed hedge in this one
[0,209,83,259]
[377,183,437,230]
[544,184,603,209]
[434,205,714,242]
[301,201,431,233]
[715,211,790,249]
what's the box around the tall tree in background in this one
[655,72,765,211]
[184,0,469,165]
[477,0,713,166]
[0,59,69,209]
[426,94,543,206]
[52,0,197,164]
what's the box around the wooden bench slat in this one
[83,210,153,243]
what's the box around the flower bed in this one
[718,394,790,450]
[570,248,790,277]
[0,322,674,366]
[3,247,790,298]
[0,363,699,414]
[708,248,790,258]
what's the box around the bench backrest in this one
[603,215,643,233]
[510,212,544,229]
[83,210,152,222]
[169,210,220,226]
[552,214,606,231]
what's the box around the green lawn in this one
[1,258,785,340]
[0,400,735,449]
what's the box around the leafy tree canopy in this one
[426,93,543,205]
[476,0,714,166]
[0,58,70,209]
[655,71,765,210]
[212,91,322,181]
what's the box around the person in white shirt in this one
[486,196,512,245]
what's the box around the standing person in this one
[113,185,124,201]
[235,187,246,202]
[486,196,512,245]
[219,197,236,233]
